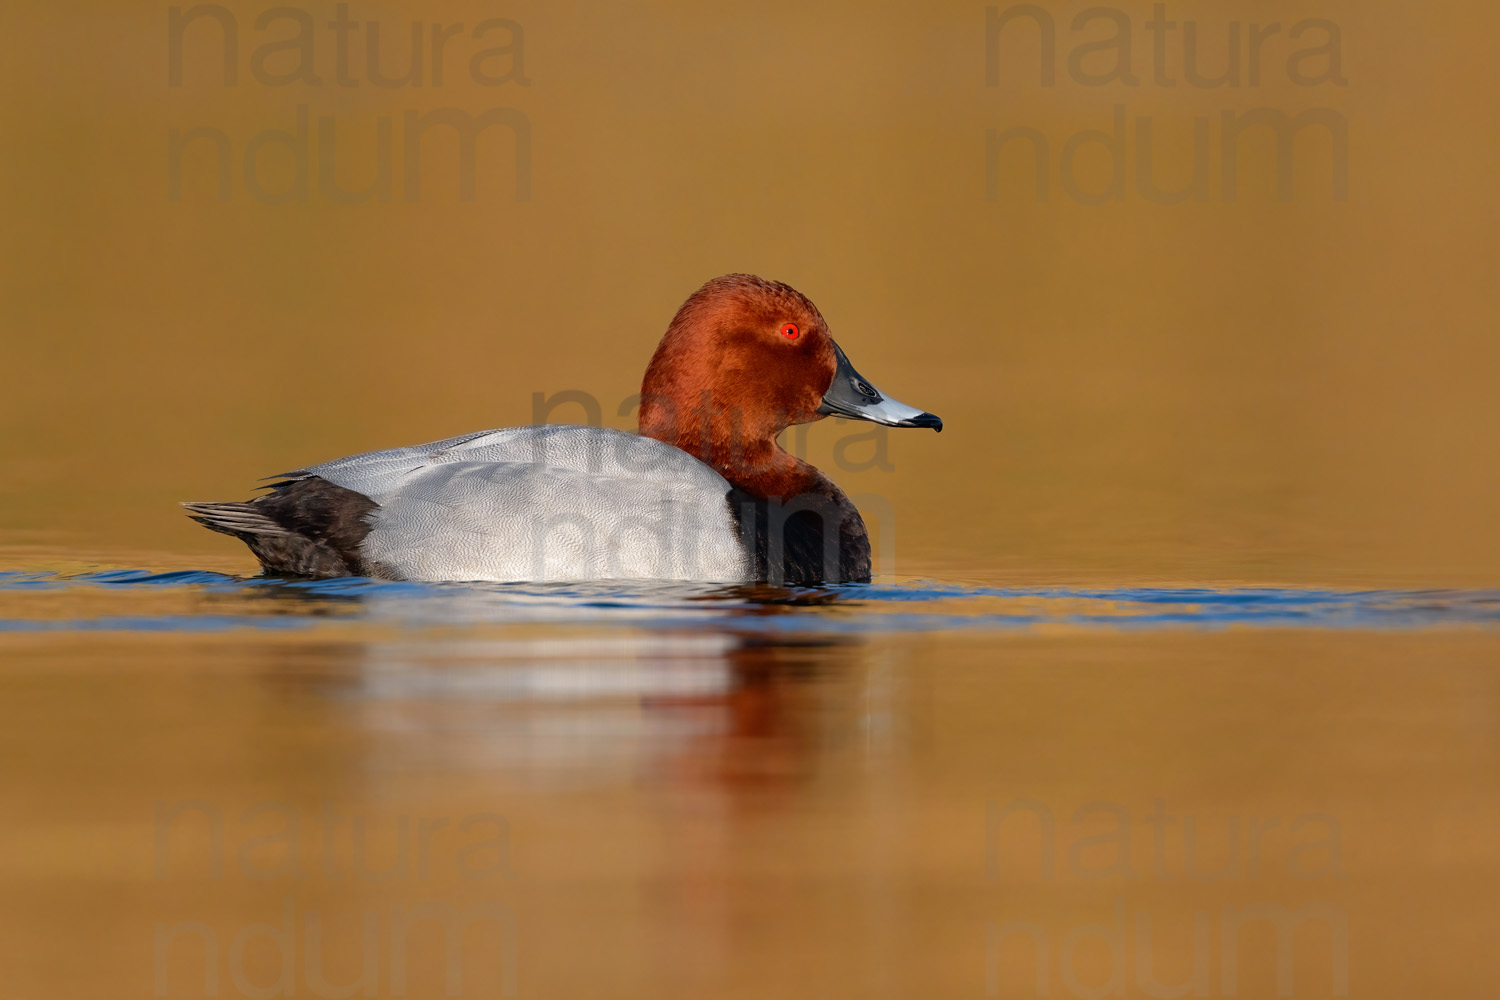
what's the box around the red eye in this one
[780,323,799,340]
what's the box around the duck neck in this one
[640,396,821,500]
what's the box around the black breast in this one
[725,485,872,585]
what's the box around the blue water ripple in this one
[1,571,1498,635]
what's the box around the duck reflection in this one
[328,626,871,995]
[221,581,918,997]
[341,628,862,786]
[234,578,875,787]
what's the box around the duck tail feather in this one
[180,501,291,539]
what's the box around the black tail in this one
[182,477,381,578]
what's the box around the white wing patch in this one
[301,426,749,583]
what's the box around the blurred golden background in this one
[3,0,1497,585]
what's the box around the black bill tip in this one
[896,412,943,432]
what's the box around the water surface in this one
[6,569,1500,634]
[3,565,1499,998]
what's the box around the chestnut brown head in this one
[639,274,941,459]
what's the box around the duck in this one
[183,274,942,584]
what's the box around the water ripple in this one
[1,570,1498,634]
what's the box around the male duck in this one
[185,274,942,584]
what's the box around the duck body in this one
[185,275,940,585]
[304,425,747,582]
[237,425,748,583]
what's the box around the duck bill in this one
[816,340,943,431]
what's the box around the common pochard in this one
[185,274,942,583]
